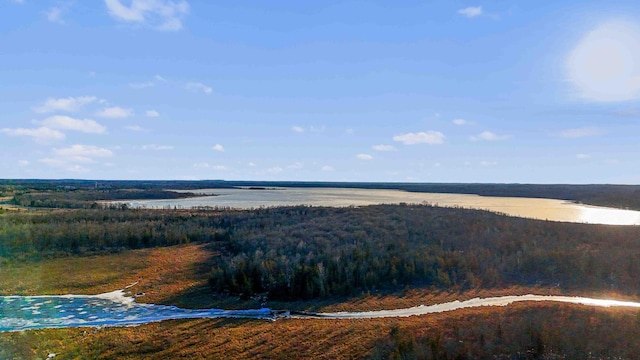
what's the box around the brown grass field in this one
[2,243,640,359]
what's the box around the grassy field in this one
[2,243,640,359]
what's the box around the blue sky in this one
[1,0,639,183]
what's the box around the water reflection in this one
[112,188,640,226]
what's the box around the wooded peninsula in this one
[1,180,640,359]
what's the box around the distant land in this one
[2,179,640,210]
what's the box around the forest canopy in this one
[2,204,639,301]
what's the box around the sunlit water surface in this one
[112,188,640,225]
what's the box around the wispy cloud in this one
[576,153,591,159]
[46,5,69,24]
[372,144,396,151]
[96,106,133,118]
[267,166,283,174]
[292,126,304,133]
[321,165,334,171]
[104,0,190,31]
[1,127,65,143]
[129,81,155,89]
[393,131,445,145]
[356,154,373,160]
[556,126,603,138]
[458,6,482,18]
[470,131,510,141]
[452,118,472,126]
[185,82,212,94]
[40,144,114,172]
[40,115,106,134]
[212,144,225,152]
[125,125,149,132]
[35,96,97,113]
[141,144,173,150]
[145,110,160,117]
[193,162,226,170]
[480,160,497,166]
[54,144,114,159]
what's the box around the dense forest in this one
[2,204,640,301]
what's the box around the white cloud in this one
[470,131,509,141]
[35,96,97,113]
[576,153,591,159]
[292,126,304,133]
[1,127,65,143]
[104,0,190,31]
[267,166,283,174]
[372,144,397,151]
[393,131,445,145]
[96,106,133,118]
[10,0,25,4]
[145,110,160,117]
[321,165,334,171]
[356,154,373,160]
[458,6,482,18]
[433,162,441,168]
[129,81,155,89]
[212,144,225,152]
[155,74,166,81]
[452,118,471,125]
[567,21,640,102]
[141,144,173,150]
[247,162,256,167]
[18,160,30,166]
[40,115,106,134]
[185,82,212,94]
[556,126,603,138]
[125,125,149,132]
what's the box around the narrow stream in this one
[2,290,640,332]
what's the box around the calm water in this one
[113,187,640,226]
[0,290,272,332]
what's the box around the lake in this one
[111,187,640,226]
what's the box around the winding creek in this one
[3,289,640,332]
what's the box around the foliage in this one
[2,205,640,301]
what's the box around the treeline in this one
[2,205,640,301]
[9,189,205,209]
[3,179,640,210]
